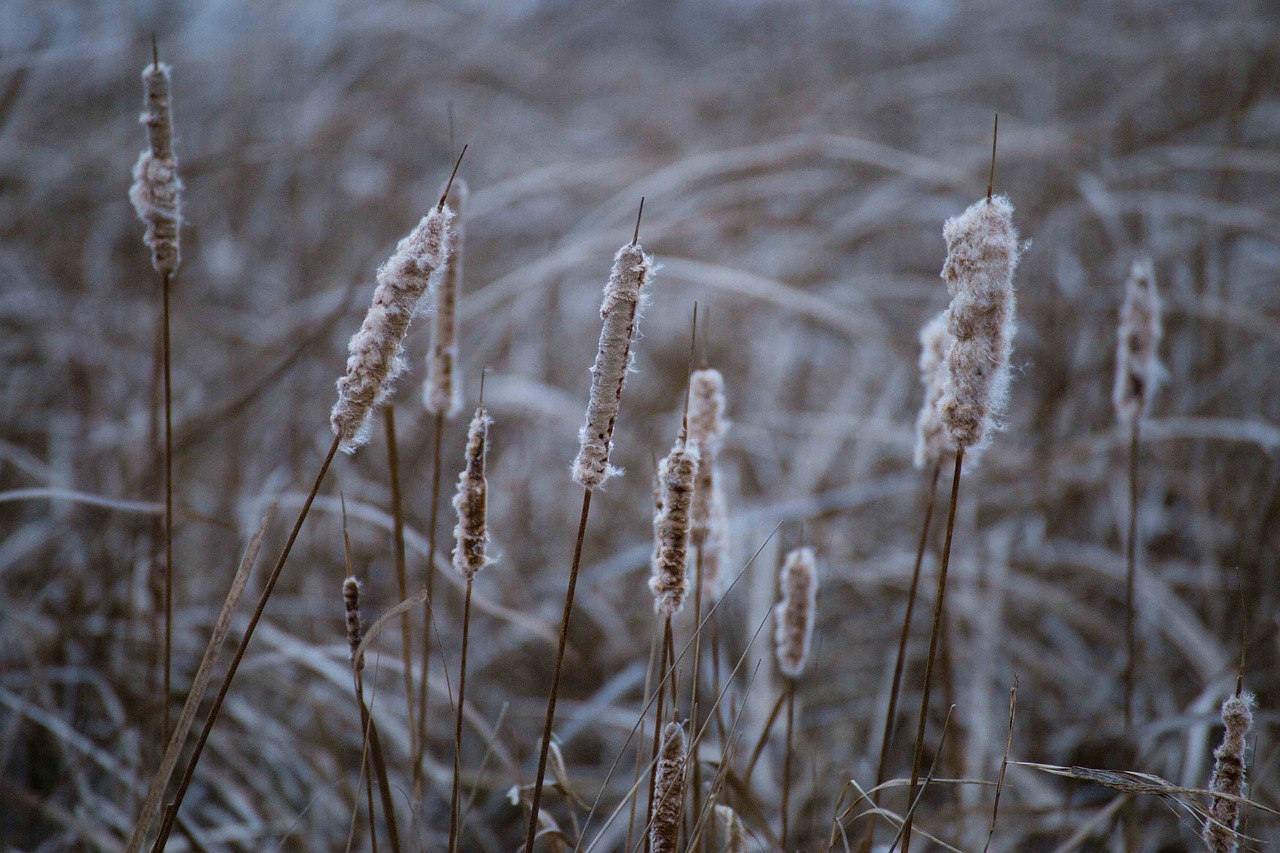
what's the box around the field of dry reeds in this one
[4,1,1280,850]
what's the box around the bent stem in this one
[414,410,445,796]
[448,578,474,853]
[525,487,594,852]
[152,433,341,850]
[900,447,964,853]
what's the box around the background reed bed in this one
[4,1,1280,850]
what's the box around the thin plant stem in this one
[360,674,403,853]
[743,689,788,788]
[448,578,474,853]
[782,681,796,852]
[161,268,173,743]
[525,487,594,853]
[982,676,1018,853]
[868,459,942,852]
[152,433,341,850]
[415,410,445,796]
[644,617,674,853]
[384,406,418,764]
[627,628,661,853]
[900,448,964,853]
[688,548,705,852]
[353,671,380,853]
[1124,415,1140,733]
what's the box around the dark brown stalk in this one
[525,487,594,852]
[414,410,445,795]
[688,547,705,852]
[152,433,341,850]
[1124,415,1140,732]
[353,670,380,853]
[361,684,402,853]
[742,689,788,787]
[782,681,796,851]
[869,458,942,851]
[384,406,418,765]
[161,268,173,744]
[448,578,474,853]
[644,617,674,853]
[982,676,1018,853]
[900,448,964,853]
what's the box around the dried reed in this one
[1204,691,1255,853]
[650,722,687,853]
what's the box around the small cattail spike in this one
[774,546,818,679]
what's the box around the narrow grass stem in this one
[361,682,402,853]
[414,410,445,796]
[900,448,964,853]
[688,548,706,852]
[384,406,418,765]
[353,671,380,853]
[645,617,674,853]
[782,681,796,851]
[525,487,594,852]
[448,578,474,853]
[743,689,788,788]
[1124,415,1140,732]
[161,268,173,744]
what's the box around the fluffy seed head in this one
[650,436,700,617]
[688,368,731,600]
[331,206,454,452]
[938,195,1021,451]
[650,722,687,853]
[774,546,818,679]
[571,242,655,489]
[451,406,493,579]
[1204,691,1255,853]
[425,178,468,418]
[129,62,182,276]
[1113,257,1164,424]
[343,576,364,672]
[914,310,953,469]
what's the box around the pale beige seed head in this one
[331,205,454,452]
[1113,257,1164,424]
[914,310,953,469]
[451,406,493,579]
[938,195,1021,451]
[688,368,731,600]
[571,242,655,489]
[1204,691,1255,853]
[774,546,817,679]
[342,576,364,672]
[129,62,182,276]
[425,178,469,418]
[649,436,700,617]
[649,722,687,853]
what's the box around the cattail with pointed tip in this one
[331,206,454,452]
[343,576,364,672]
[714,804,746,853]
[650,436,700,616]
[1114,257,1164,424]
[1204,691,1255,853]
[938,195,1021,451]
[571,243,655,489]
[426,179,468,418]
[451,406,492,578]
[649,722,687,853]
[774,546,817,679]
[129,62,182,276]
[914,311,953,469]
[688,368,731,600]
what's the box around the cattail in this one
[714,804,746,853]
[649,436,700,616]
[649,722,687,853]
[688,368,731,599]
[129,62,182,276]
[331,206,455,452]
[451,406,492,578]
[1204,691,1256,853]
[774,546,817,679]
[343,576,364,672]
[1113,257,1164,424]
[571,243,655,489]
[938,195,1021,452]
[914,311,953,469]
[425,179,468,418]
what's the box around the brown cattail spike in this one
[571,239,656,488]
[649,721,687,853]
[451,405,492,579]
[343,576,364,672]
[1113,257,1163,424]
[332,205,455,452]
[650,435,700,616]
[426,178,468,418]
[1204,691,1256,853]
[688,368,730,600]
[774,546,818,679]
[129,59,182,276]
[914,311,954,469]
[938,195,1021,451]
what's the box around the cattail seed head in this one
[343,576,364,672]
[714,804,746,853]
[774,546,817,679]
[425,179,468,418]
[331,206,455,452]
[650,436,700,617]
[1204,691,1255,853]
[649,721,687,853]
[451,406,493,579]
[1113,257,1164,425]
[129,62,182,276]
[571,242,655,489]
[688,368,731,600]
[914,311,954,469]
[938,195,1021,451]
